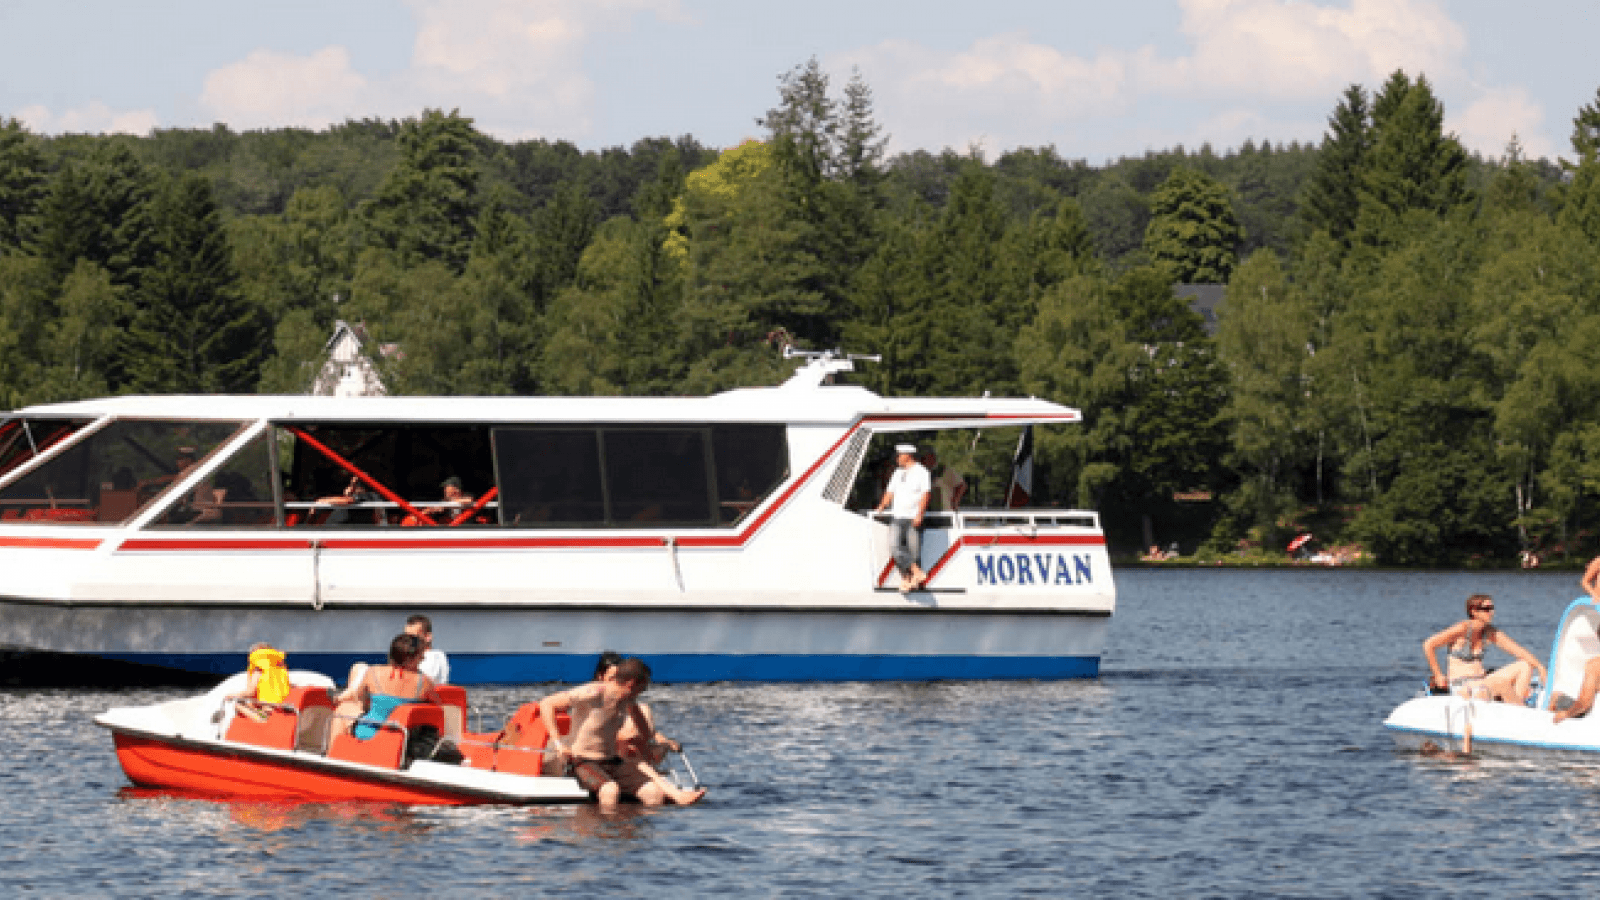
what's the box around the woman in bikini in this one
[1422,593,1545,704]
[333,633,444,738]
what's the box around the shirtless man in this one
[538,658,706,808]
[1553,557,1600,722]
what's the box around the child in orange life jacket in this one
[232,643,291,723]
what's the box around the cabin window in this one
[0,417,94,485]
[493,429,604,526]
[603,429,713,525]
[712,425,788,524]
[492,424,788,528]
[151,431,276,527]
[277,424,497,527]
[0,419,246,524]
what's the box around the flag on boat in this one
[1006,426,1033,508]
[1287,533,1313,552]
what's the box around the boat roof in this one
[8,384,1080,428]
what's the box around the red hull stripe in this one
[104,413,1084,555]
[0,535,102,550]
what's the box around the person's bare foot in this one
[672,787,708,806]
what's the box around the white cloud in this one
[200,47,371,130]
[14,102,159,136]
[1449,87,1551,161]
[196,0,681,140]
[1163,0,1466,98]
[838,0,1474,158]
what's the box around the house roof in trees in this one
[1175,284,1225,336]
[312,320,388,398]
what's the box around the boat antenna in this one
[779,347,880,389]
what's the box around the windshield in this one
[0,419,246,524]
[0,417,95,484]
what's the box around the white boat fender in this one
[664,536,684,592]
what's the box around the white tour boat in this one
[0,351,1115,684]
[1385,595,1600,757]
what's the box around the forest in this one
[2,60,1599,566]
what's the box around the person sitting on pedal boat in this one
[1422,593,1544,704]
[537,658,705,808]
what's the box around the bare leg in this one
[1554,657,1600,723]
[621,760,706,806]
[1484,661,1532,704]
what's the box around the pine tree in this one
[1299,85,1370,248]
[1566,86,1600,166]
[362,109,481,272]
[1352,73,1470,249]
[30,142,155,292]
[0,119,46,253]
[125,173,267,393]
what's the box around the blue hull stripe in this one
[99,652,1101,684]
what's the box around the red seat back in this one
[327,703,446,769]
[493,703,569,776]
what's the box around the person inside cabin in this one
[333,633,446,739]
[140,447,216,519]
[1422,593,1545,705]
[873,443,931,593]
[407,476,477,525]
[405,614,450,685]
[537,657,706,808]
[317,474,380,526]
[922,450,966,512]
[229,642,291,723]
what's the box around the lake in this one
[5,568,1600,896]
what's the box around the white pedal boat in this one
[1385,596,1600,758]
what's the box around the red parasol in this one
[1287,533,1313,552]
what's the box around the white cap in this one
[895,444,917,455]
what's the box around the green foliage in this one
[1215,250,1313,539]
[125,172,267,393]
[362,109,482,272]
[1299,85,1371,247]
[1142,166,1243,282]
[1352,73,1471,249]
[1568,87,1600,166]
[0,119,47,253]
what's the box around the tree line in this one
[1,61,1595,566]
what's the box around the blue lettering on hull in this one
[975,552,1095,586]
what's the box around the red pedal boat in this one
[96,674,603,805]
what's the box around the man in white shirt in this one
[405,614,450,685]
[874,443,931,592]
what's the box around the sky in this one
[2,0,1594,165]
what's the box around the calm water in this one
[6,569,1600,897]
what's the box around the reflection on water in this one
[9,569,1600,894]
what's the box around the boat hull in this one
[3,598,1109,683]
[97,697,592,805]
[1384,695,1600,759]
